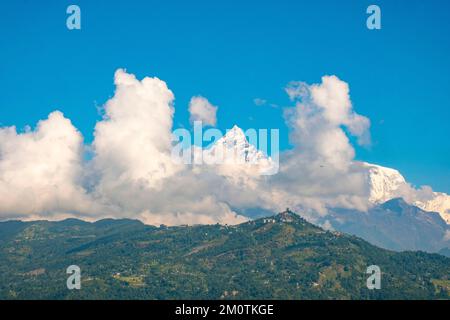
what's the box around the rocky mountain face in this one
[321,198,449,254]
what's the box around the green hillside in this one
[0,211,448,299]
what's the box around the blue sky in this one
[0,0,449,193]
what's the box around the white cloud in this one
[188,96,218,127]
[286,76,371,148]
[0,70,249,226]
[253,98,267,106]
[284,76,371,171]
[260,75,374,214]
[89,70,246,225]
[0,71,373,225]
[253,98,278,109]
[0,111,97,220]
[93,69,178,190]
[3,70,441,227]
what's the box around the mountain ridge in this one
[0,209,448,299]
[323,198,449,254]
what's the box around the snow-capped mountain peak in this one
[364,162,450,224]
[414,192,450,224]
[201,125,276,175]
[205,125,270,165]
[363,162,406,203]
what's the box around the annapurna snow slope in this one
[364,162,450,224]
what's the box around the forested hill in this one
[0,211,448,299]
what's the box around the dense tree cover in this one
[0,212,448,300]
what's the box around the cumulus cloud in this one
[286,76,371,149]
[0,70,250,226]
[93,69,178,190]
[3,70,434,227]
[268,76,373,214]
[188,96,218,127]
[0,111,97,220]
[392,184,435,204]
[89,70,246,225]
